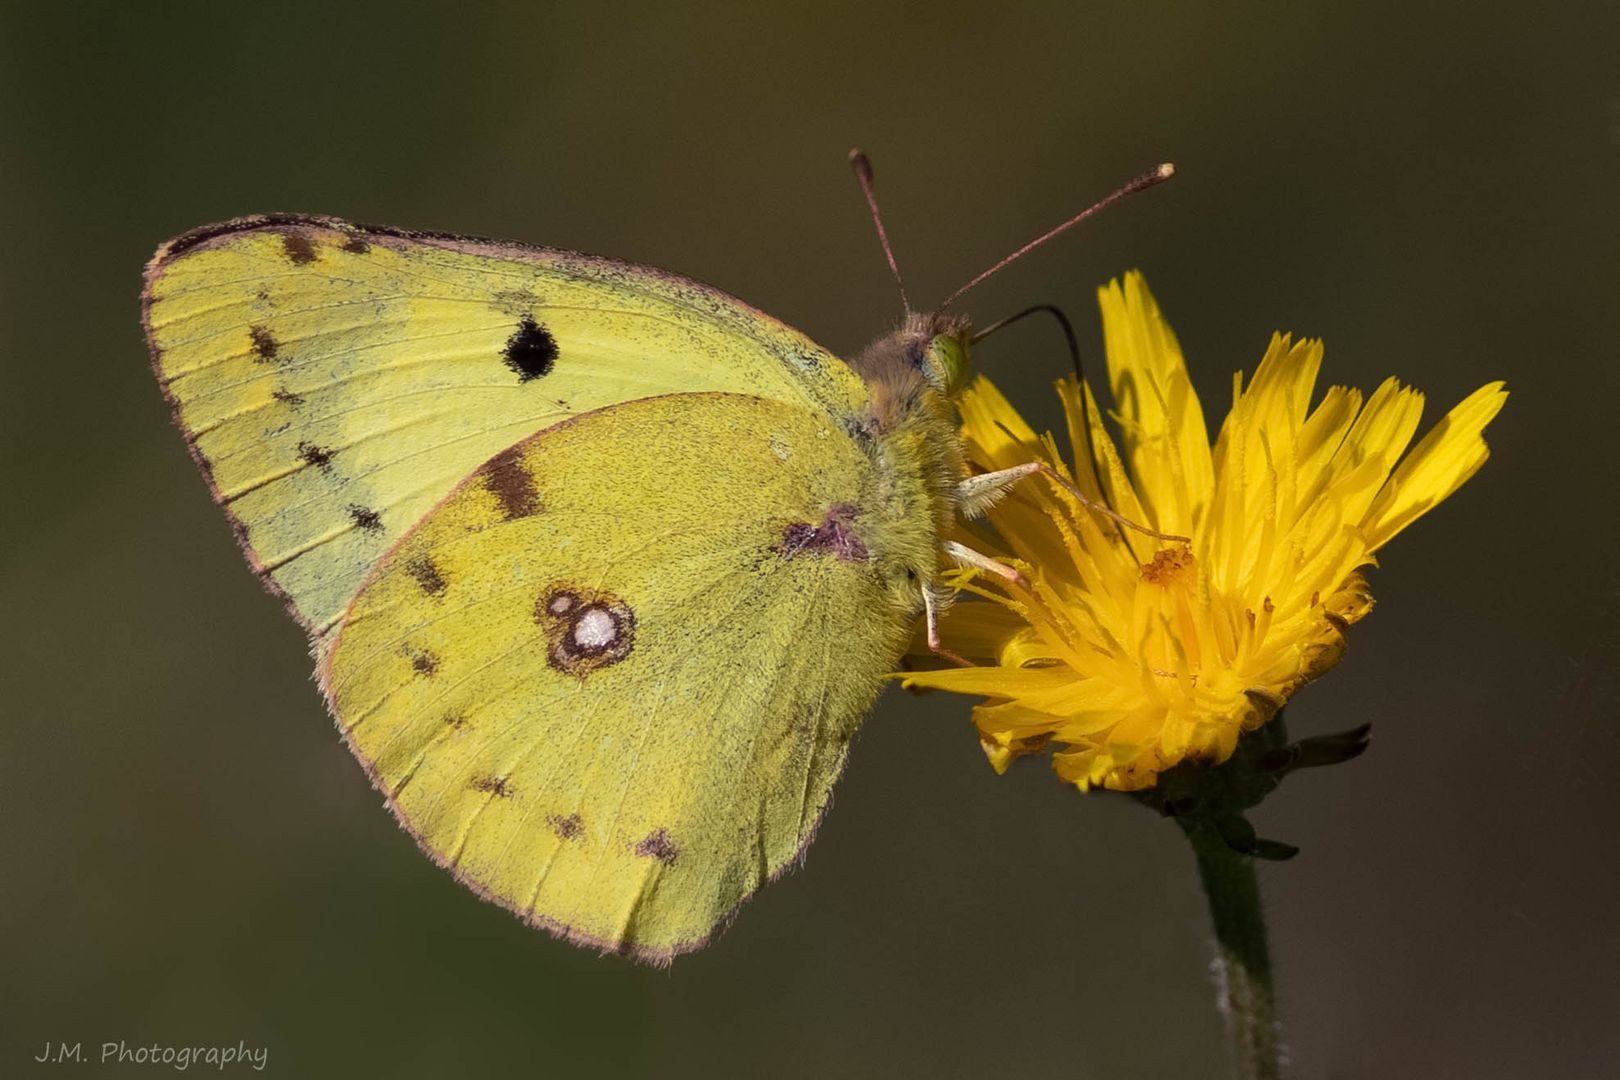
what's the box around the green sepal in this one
[1126,711,1370,857]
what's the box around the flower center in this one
[1140,545,1196,587]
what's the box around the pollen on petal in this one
[1139,545,1196,586]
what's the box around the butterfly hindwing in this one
[322,392,909,960]
[143,215,868,641]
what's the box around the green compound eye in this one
[925,333,972,397]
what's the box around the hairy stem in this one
[1183,820,1281,1080]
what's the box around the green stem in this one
[1182,820,1281,1080]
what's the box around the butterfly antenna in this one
[939,162,1176,311]
[972,303,1140,558]
[848,149,912,314]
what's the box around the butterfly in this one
[142,153,1174,963]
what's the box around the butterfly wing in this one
[143,215,867,641]
[322,392,910,961]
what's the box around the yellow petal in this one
[1057,375,1152,532]
[904,274,1505,794]
[958,375,1043,471]
[1097,271,1213,536]
[1361,382,1508,551]
[896,664,1076,698]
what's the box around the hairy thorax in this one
[845,322,970,614]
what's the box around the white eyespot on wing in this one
[572,607,618,649]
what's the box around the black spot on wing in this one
[409,648,439,677]
[547,813,584,841]
[279,230,318,265]
[348,505,384,533]
[502,316,558,381]
[775,503,869,562]
[340,233,370,254]
[479,447,541,520]
[633,828,679,865]
[249,325,279,362]
[271,388,304,406]
[473,776,513,798]
[297,441,334,471]
[407,555,447,596]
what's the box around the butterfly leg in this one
[955,462,1042,518]
[956,462,1187,542]
[921,585,972,668]
[942,540,1020,584]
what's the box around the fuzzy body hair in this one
[846,311,973,616]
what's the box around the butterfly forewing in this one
[143,216,867,641]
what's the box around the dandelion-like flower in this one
[906,272,1507,792]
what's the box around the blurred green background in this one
[4,1,1616,1076]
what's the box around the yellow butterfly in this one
[142,154,1174,963]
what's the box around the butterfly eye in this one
[923,334,972,397]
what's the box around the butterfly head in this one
[847,150,1173,416]
[920,320,974,399]
[851,311,974,413]
[905,310,975,399]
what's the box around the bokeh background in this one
[4,2,1616,1076]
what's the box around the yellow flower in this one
[905,272,1507,792]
